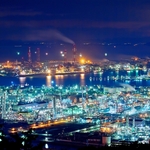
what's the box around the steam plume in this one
[25,29,75,44]
[119,83,136,91]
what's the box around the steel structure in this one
[73,44,76,64]
[1,91,7,119]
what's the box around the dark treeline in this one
[0,123,150,150]
[0,134,150,150]
[78,143,150,150]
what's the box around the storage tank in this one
[102,136,111,146]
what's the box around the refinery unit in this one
[0,45,150,147]
[0,45,91,77]
[0,81,150,147]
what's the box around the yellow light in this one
[81,59,85,64]
[11,128,15,131]
[47,69,51,74]
[81,68,84,72]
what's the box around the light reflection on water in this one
[19,77,26,86]
[4,70,149,87]
[46,75,52,86]
[55,75,64,86]
[80,73,85,86]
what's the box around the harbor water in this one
[0,70,149,87]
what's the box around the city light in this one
[17,52,20,55]
[80,59,85,64]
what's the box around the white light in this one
[45,143,49,149]
[22,141,25,146]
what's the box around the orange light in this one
[81,59,85,64]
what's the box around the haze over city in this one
[1,0,150,61]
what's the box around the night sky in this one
[1,0,150,62]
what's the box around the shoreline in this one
[0,71,86,78]
[18,71,85,77]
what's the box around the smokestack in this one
[73,44,76,64]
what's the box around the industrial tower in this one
[28,47,32,63]
[52,96,56,119]
[73,44,76,64]
[0,91,7,119]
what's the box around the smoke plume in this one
[25,29,75,44]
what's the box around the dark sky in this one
[1,0,150,61]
